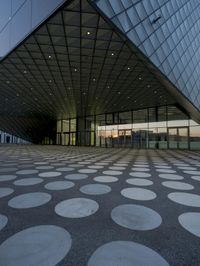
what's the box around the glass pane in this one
[190,126,200,150]
[63,120,70,132]
[168,128,178,149]
[178,128,188,149]
[57,120,62,133]
[70,119,76,131]
[158,128,167,149]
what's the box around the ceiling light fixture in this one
[48,55,52,59]
[139,77,142,80]
[87,31,91,35]
[111,52,114,56]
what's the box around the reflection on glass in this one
[55,106,200,149]
[178,128,188,149]
[168,128,178,149]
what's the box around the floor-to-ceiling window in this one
[56,105,200,149]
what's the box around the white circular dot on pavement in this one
[0,214,8,231]
[87,241,169,266]
[159,174,184,180]
[34,162,48,165]
[8,192,51,209]
[0,225,72,266]
[111,204,162,230]
[126,178,153,186]
[16,170,39,175]
[154,165,171,169]
[55,198,99,218]
[94,176,118,183]
[178,212,200,237]
[184,170,200,175]
[133,164,149,168]
[129,172,151,178]
[68,164,82,168]
[162,181,194,190]
[168,192,200,207]
[78,169,97,174]
[0,175,17,182]
[121,188,156,201]
[178,167,196,170]
[109,166,126,170]
[38,172,62,178]
[95,162,109,166]
[88,165,104,169]
[35,166,54,170]
[56,167,74,172]
[0,188,14,198]
[80,184,111,195]
[51,163,65,166]
[131,168,150,172]
[65,173,88,180]
[191,176,200,181]
[45,181,74,190]
[156,169,176,173]
[103,170,122,176]
[114,163,128,167]
[14,178,43,186]
[174,163,189,166]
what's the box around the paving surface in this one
[0,145,200,265]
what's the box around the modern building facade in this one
[1,0,200,149]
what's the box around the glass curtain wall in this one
[56,105,200,149]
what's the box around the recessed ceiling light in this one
[6,81,10,84]
[127,67,130,70]
[154,90,157,94]
[87,31,91,35]
[118,91,121,94]
[139,77,142,80]
[49,80,52,83]
[127,96,130,99]
[30,87,33,90]
[93,78,96,82]
[23,70,27,74]
[147,85,151,88]
[107,85,110,89]
[111,53,114,56]
[134,100,137,102]
[48,55,52,59]
[74,68,78,72]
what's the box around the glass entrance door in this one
[168,127,189,149]
[118,130,132,147]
